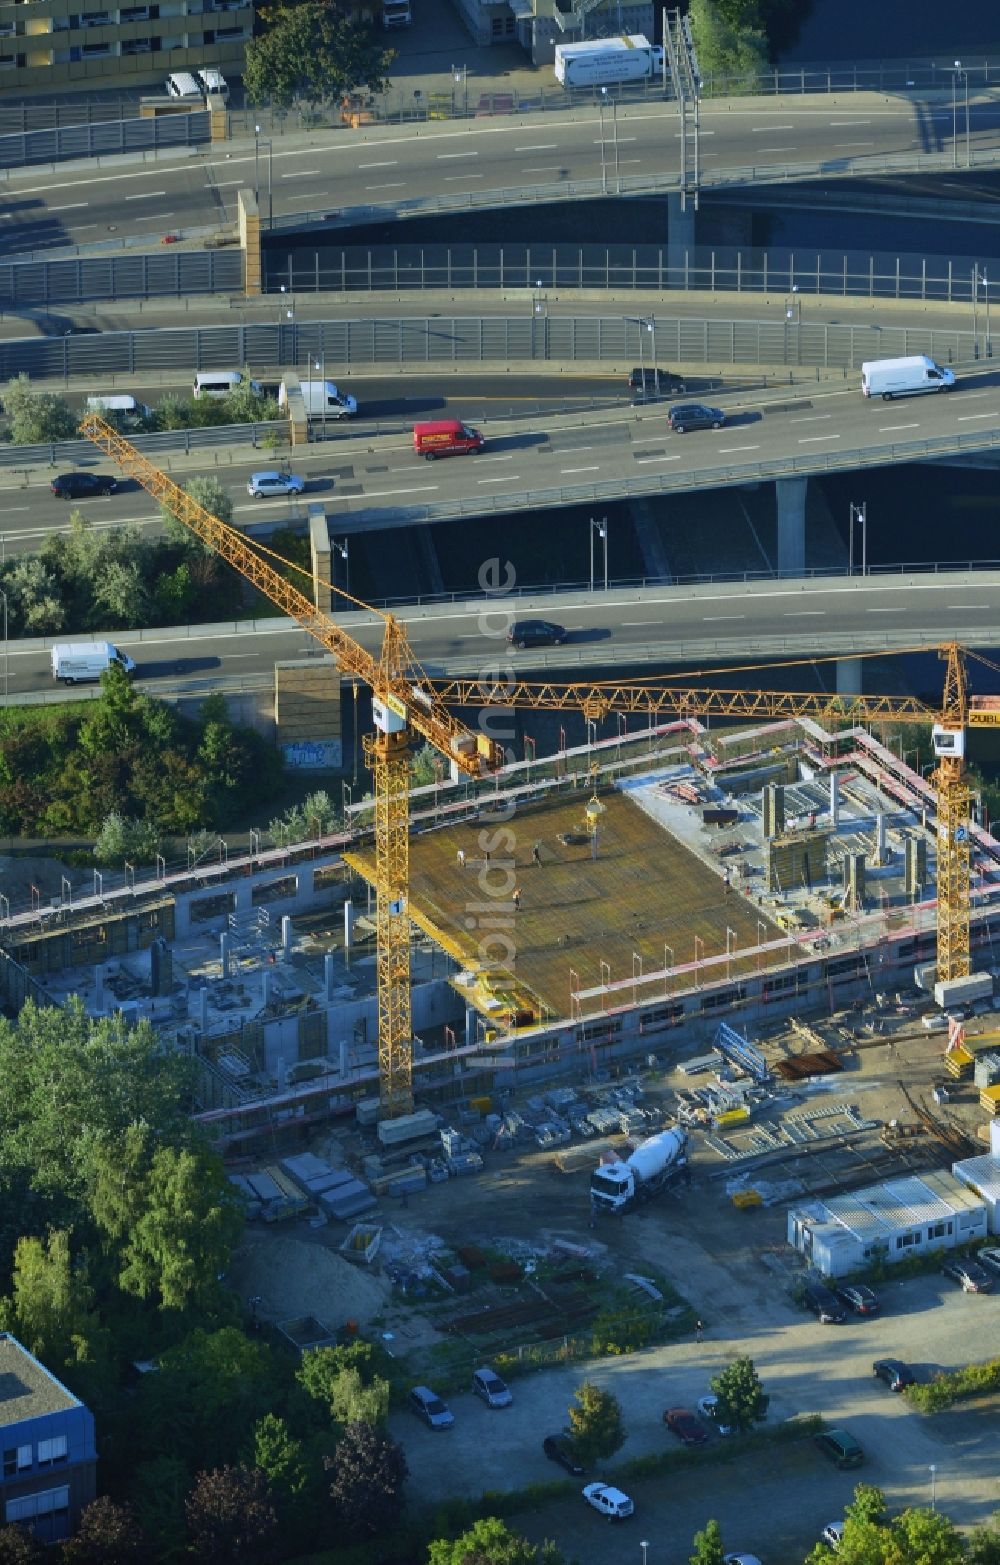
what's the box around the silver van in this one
[192,370,262,400]
[472,1366,512,1408]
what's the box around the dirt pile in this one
[228,1233,390,1328]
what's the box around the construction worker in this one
[532,842,542,867]
[512,886,522,912]
[695,1318,704,1343]
[457,848,466,869]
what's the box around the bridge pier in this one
[666,193,696,279]
[836,658,863,696]
[775,476,807,577]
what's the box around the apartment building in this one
[0,1334,97,1544]
[0,0,251,95]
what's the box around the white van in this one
[85,394,153,425]
[51,642,136,685]
[860,355,956,400]
[197,68,229,102]
[192,370,262,400]
[279,379,357,420]
[165,71,202,100]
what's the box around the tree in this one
[565,1381,625,1468]
[159,474,233,551]
[268,789,340,847]
[808,1487,967,1565]
[61,1495,148,1563]
[0,1230,107,1391]
[967,1515,1000,1565]
[251,1413,308,1506]
[428,1518,565,1565]
[243,7,394,109]
[709,1356,768,1432]
[224,380,280,425]
[3,373,77,445]
[137,1329,276,1474]
[92,811,160,867]
[1,556,64,634]
[687,0,768,81]
[325,1421,407,1541]
[328,1366,390,1429]
[690,1520,726,1565]
[411,742,443,788]
[129,1455,190,1559]
[846,1487,888,1528]
[185,1465,278,1564]
[297,1342,390,1427]
[0,1527,45,1564]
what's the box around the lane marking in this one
[784,611,826,617]
[561,465,600,474]
[329,484,439,500]
[478,476,519,484]
[752,124,795,131]
[437,151,478,160]
[365,182,406,190]
[634,454,682,463]
[522,165,563,173]
[717,444,760,453]
[47,202,88,211]
[791,414,833,423]
[868,608,907,613]
[946,604,990,609]
[515,143,557,152]
[702,614,747,621]
[957,412,999,422]
[798,434,842,443]
[835,140,876,147]
[878,423,919,432]
[357,160,398,168]
[124,190,166,199]
[444,174,485,181]
[281,170,321,179]
[829,119,871,125]
[756,146,798,153]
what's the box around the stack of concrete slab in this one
[377,1108,439,1147]
[280,1151,377,1221]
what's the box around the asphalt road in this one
[10,371,999,539]
[6,94,1000,258]
[390,1268,1000,1560]
[9,570,1000,702]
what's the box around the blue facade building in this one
[0,1333,97,1543]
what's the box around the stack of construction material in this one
[378,1108,439,1146]
[973,1053,1000,1090]
[281,1151,377,1220]
[980,1083,1000,1117]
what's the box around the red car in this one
[663,1407,708,1446]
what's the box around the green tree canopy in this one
[136,1329,278,1474]
[243,7,394,109]
[0,1230,108,1395]
[159,473,233,551]
[805,1486,966,1565]
[709,1356,769,1432]
[3,373,77,445]
[428,1517,565,1565]
[565,1380,626,1467]
[687,0,768,80]
[690,1519,726,1565]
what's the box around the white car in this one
[724,1555,762,1565]
[582,1482,634,1520]
[697,1394,736,1435]
[247,470,306,498]
[822,1524,845,1549]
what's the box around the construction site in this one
[2,417,1000,1350]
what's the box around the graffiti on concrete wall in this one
[280,739,343,770]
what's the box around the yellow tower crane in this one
[79,414,504,1120]
[80,416,998,1098]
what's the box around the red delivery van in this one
[413,419,485,460]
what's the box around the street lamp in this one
[599,86,619,193]
[641,1544,650,1565]
[0,586,7,705]
[589,515,608,591]
[313,354,326,438]
[973,266,991,358]
[332,537,349,598]
[783,285,801,364]
[849,501,867,576]
[952,62,969,169]
[929,1464,937,1510]
[254,125,273,229]
[451,63,468,118]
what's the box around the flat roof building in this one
[787,1170,987,1278]
[0,1333,96,1544]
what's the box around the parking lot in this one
[391,1260,999,1562]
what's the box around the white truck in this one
[279,379,358,420]
[554,34,664,90]
[860,355,955,400]
[51,642,136,685]
[381,0,411,25]
[590,1126,687,1214]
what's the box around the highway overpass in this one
[6,92,1000,260]
[7,570,1000,706]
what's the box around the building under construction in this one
[2,702,998,1154]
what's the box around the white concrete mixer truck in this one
[589,1126,688,1214]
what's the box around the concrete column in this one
[829,773,839,828]
[274,659,343,772]
[237,188,262,297]
[466,1004,477,1046]
[875,813,887,864]
[666,192,695,279]
[198,986,208,1029]
[281,374,310,448]
[836,658,863,696]
[281,915,293,957]
[261,968,272,1008]
[220,931,231,978]
[775,477,808,577]
[324,951,336,1001]
[309,503,332,612]
[339,1037,349,1077]
[344,900,355,948]
[205,92,228,143]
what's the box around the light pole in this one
[952,62,969,169]
[849,501,867,576]
[598,90,608,194]
[451,63,468,118]
[589,515,608,591]
[783,285,801,364]
[254,127,273,229]
[929,1464,937,1510]
[314,354,326,439]
[0,586,7,705]
[974,266,991,357]
[641,1543,650,1565]
[332,537,349,598]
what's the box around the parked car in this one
[472,1366,512,1408]
[247,470,306,498]
[941,1257,994,1293]
[873,1358,915,1392]
[815,1430,865,1470]
[506,619,567,649]
[696,1394,736,1435]
[835,1283,880,1316]
[543,1435,584,1475]
[821,1523,845,1549]
[628,366,686,401]
[663,1407,708,1446]
[50,471,117,499]
[803,1283,846,1323]
[977,1247,1000,1277]
[582,1482,634,1520]
[667,402,725,433]
[724,1555,763,1565]
[408,1385,454,1430]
